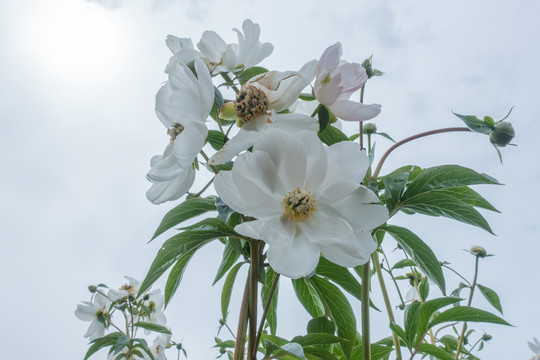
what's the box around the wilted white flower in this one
[214,128,388,278]
[314,42,381,122]
[147,58,214,204]
[529,337,540,360]
[75,292,110,340]
[198,19,273,73]
[209,60,318,165]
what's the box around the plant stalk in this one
[455,255,480,358]
[373,252,402,360]
[370,127,471,180]
[361,261,371,360]
[247,240,261,360]
[253,273,280,358]
[233,274,251,360]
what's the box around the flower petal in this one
[266,230,320,279]
[330,100,381,122]
[146,167,195,204]
[209,128,258,165]
[172,121,207,168]
[320,230,376,267]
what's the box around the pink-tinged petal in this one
[266,231,321,279]
[318,42,342,76]
[314,71,343,106]
[334,62,368,99]
[172,121,207,168]
[235,216,295,246]
[146,167,195,205]
[320,230,376,267]
[330,100,381,122]
[209,128,258,165]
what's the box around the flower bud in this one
[219,318,226,325]
[88,285,98,293]
[470,246,487,258]
[482,334,492,341]
[219,348,226,354]
[143,294,150,301]
[489,122,515,147]
[220,102,237,121]
[363,123,377,134]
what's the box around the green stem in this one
[373,252,402,360]
[455,256,480,358]
[247,240,261,360]
[370,127,471,180]
[253,273,280,358]
[200,150,219,174]
[380,249,406,306]
[359,84,365,151]
[193,176,215,198]
[221,73,240,94]
[233,274,251,360]
[361,261,371,359]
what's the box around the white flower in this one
[147,58,214,204]
[108,276,141,301]
[209,60,319,165]
[197,19,273,73]
[75,292,110,340]
[314,42,381,122]
[214,128,389,279]
[529,338,540,359]
[142,289,167,335]
[150,333,171,360]
[406,286,421,302]
[164,36,201,74]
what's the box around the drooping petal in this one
[209,128,259,165]
[272,112,319,133]
[334,61,368,98]
[147,147,184,182]
[197,30,227,64]
[331,188,389,231]
[330,100,381,122]
[146,166,195,205]
[320,229,377,267]
[235,216,296,246]
[155,83,174,128]
[172,121,207,168]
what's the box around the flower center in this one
[282,188,317,223]
[167,122,184,143]
[234,85,269,123]
[120,284,135,293]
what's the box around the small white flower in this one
[150,333,171,360]
[197,19,273,73]
[108,276,141,301]
[209,60,318,165]
[75,292,110,340]
[529,337,540,359]
[214,128,388,278]
[314,42,381,122]
[147,58,214,204]
[142,289,167,335]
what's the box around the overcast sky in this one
[1,0,539,359]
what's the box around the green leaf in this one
[453,112,493,134]
[135,321,172,334]
[213,240,241,285]
[140,217,238,295]
[236,66,268,85]
[318,125,349,146]
[210,86,225,122]
[392,259,416,269]
[401,191,495,234]
[389,321,408,347]
[113,335,130,355]
[477,284,503,314]
[374,131,396,143]
[415,297,462,341]
[291,333,343,347]
[307,317,335,335]
[299,93,316,101]
[164,249,197,307]
[383,171,410,212]
[429,187,500,212]
[418,277,429,301]
[292,278,325,318]
[318,105,330,133]
[404,301,421,347]
[310,276,356,360]
[84,332,122,360]
[417,343,455,360]
[350,343,394,360]
[303,347,339,360]
[221,262,246,321]
[438,335,459,351]
[150,197,217,240]
[280,342,306,359]
[402,165,499,200]
[207,130,229,151]
[382,225,446,295]
[261,267,280,335]
[429,306,512,328]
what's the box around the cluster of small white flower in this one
[75,277,171,360]
[146,19,388,279]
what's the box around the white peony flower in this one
[147,58,214,204]
[150,333,171,360]
[197,19,273,73]
[314,42,381,122]
[529,337,540,360]
[75,292,110,340]
[209,60,319,165]
[214,128,389,279]
[142,289,167,335]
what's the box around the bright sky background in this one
[1,0,539,359]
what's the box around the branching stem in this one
[455,256,480,358]
[253,273,280,358]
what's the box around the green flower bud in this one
[489,122,515,147]
[88,285,97,293]
[482,334,492,341]
[363,123,377,134]
[470,246,487,258]
[219,318,226,325]
[219,348,226,354]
